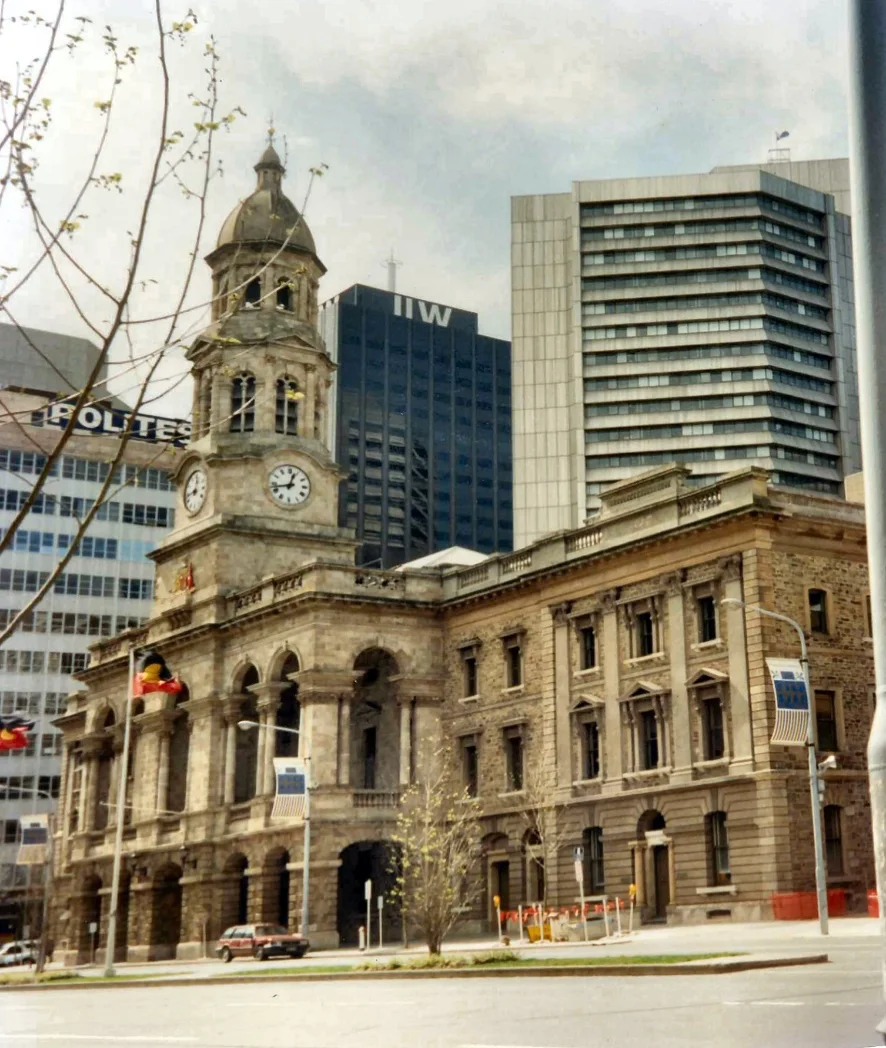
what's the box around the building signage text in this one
[32,401,191,447]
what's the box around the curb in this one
[0,953,827,991]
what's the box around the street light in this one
[721,597,828,935]
[237,720,311,937]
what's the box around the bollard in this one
[358,925,366,952]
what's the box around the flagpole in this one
[103,643,136,976]
[302,756,311,937]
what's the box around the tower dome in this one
[215,144,317,256]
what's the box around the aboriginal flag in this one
[133,650,183,696]
[0,714,35,751]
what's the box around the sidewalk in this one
[49,915,876,979]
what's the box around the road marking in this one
[0,1037,197,1044]
[227,999,418,1007]
[723,1001,803,1007]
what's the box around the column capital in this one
[247,682,288,710]
[599,588,620,613]
[136,710,176,736]
[292,668,355,698]
[550,601,573,626]
[79,734,106,758]
[718,554,742,583]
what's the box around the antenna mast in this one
[382,249,402,293]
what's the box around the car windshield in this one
[255,925,288,936]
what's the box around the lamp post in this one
[721,597,828,935]
[237,720,310,936]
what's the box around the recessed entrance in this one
[337,841,397,946]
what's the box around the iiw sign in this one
[392,295,452,328]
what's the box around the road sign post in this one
[377,894,384,951]
[573,846,587,942]
[364,879,372,951]
[89,921,97,965]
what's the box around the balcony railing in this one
[352,789,401,808]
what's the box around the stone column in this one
[183,696,219,811]
[631,843,646,906]
[721,555,754,770]
[80,739,101,831]
[155,726,172,813]
[398,700,412,787]
[601,591,623,791]
[223,706,238,806]
[413,700,442,782]
[304,365,317,438]
[665,574,693,781]
[251,684,285,796]
[337,698,351,786]
[108,737,124,828]
[552,603,573,788]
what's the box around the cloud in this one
[0,0,851,420]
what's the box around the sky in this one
[0,0,850,419]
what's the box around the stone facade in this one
[50,153,876,964]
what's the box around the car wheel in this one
[254,946,267,961]
[220,947,233,964]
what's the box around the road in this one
[1,921,883,1047]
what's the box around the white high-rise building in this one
[0,324,183,939]
[511,159,860,547]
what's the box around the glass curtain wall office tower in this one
[321,285,512,568]
[511,162,860,547]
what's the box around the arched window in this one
[244,277,261,307]
[276,279,293,311]
[275,378,300,435]
[166,693,190,814]
[198,371,212,437]
[230,373,256,433]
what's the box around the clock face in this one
[183,468,207,514]
[268,464,311,506]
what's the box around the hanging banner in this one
[271,758,308,819]
[767,658,810,746]
[17,814,49,865]
[0,714,35,752]
[132,650,183,696]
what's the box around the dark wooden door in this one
[653,846,669,918]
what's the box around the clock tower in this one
[152,144,355,602]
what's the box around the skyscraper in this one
[321,285,512,567]
[511,161,860,547]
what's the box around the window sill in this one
[501,685,525,696]
[624,767,671,780]
[498,789,526,800]
[625,653,665,666]
[695,757,729,769]
[574,667,601,678]
[572,777,602,788]
[459,695,480,705]
[692,639,723,651]
[695,885,736,896]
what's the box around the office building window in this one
[463,655,478,698]
[702,697,725,760]
[505,728,524,791]
[503,635,523,689]
[697,595,717,643]
[640,709,659,770]
[582,721,601,780]
[824,805,844,876]
[808,588,829,634]
[815,690,839,752]
[636,612,655,657]
[584,826,605,892]
[579,624,597,670]
[706,811,731,885]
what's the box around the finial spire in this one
[267,114,276,148]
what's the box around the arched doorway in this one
[337,841,397,946]
[481,832,510,932]
[221,853,250,930]
[637,810,670,921]
[234,666,259,803]
[149,864,183,960]
[78,875,102,963]
[351,650,400,790]
[263,849,291,928]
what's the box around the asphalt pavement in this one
[0,919,884,1047]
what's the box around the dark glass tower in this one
[321,284,512,568]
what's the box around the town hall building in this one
[51,147,876,963]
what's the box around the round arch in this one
[351,649,400,790]
[149,863,183,960]
[220,853,250,930]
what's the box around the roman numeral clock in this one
[267,464,311,507]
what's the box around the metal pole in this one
[721,599,828,934]
[103,644,135,977]
[847,2,886,1035]
[301,757,311,937]
[35,815,54,973]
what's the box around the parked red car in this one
[215,924,310,962]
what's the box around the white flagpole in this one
[301,756,311,936]
[103,644,136,976]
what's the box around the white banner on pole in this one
[767,658,810,746]
[17,814,49,865]
[271,759,308,818]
